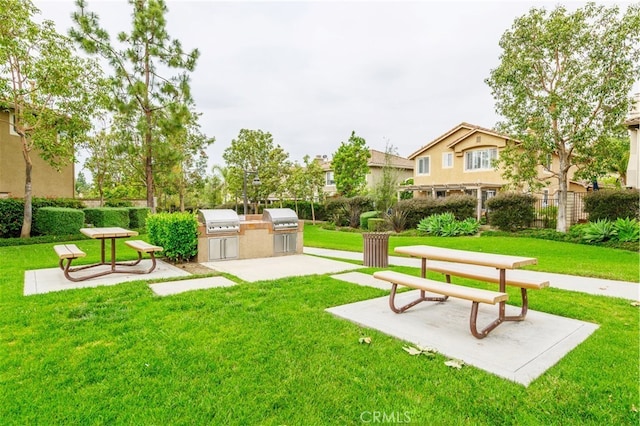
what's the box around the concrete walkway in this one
[304,247,639,301]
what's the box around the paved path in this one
[304,247,639,301]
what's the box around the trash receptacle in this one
[363,232,389,267]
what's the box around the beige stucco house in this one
[406,122,587,218]
[625,93,640,189]
[318,150,414,197]
[0,107,75,198]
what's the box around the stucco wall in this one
[0,110,75,198]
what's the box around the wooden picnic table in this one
[382,245,541,338]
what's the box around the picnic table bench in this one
[124,240,163,273]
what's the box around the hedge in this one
[486,192,535,231]
[84,207,130,228]
[33,207,85,236]
[583,189,640,221]
[0,198,85,238]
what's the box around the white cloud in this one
[33,0,635,171]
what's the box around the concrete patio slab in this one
[331,271,393,291]
[202,254,360,282]
[24,260,191,296]
[149,276,237,296]
[326,290,599,386]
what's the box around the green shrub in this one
[360,211,380,229]
[367,218,386,232]
[325,198,349,226]
[486,192,535,231]
[0,197,85,238]
[345,196,374,228]
[396,195,476,229]
[582,219,617,243]
[84,207,130,228]
[384,209,408,233]
[128,207,151,229]
[613,217,640,242]
[147,212,198,262]
[33,207,85,236]
[583,189,640,221]
[417,212,479,237]
[538,206,558,229]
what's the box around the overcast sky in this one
[33,0,639,172]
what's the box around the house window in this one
[417,156,430,175]
[326,171,335,186]
[9,113,19,136]
[442,152,453,168]
[465,148,497,171]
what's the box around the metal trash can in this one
[363,232,389,267]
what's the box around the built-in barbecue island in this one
[197,208,303,262]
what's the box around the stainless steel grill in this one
[262,208,299,230]
[198,209,240,234]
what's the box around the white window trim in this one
[325,171,335,186]
[442,152,453,169]
[9,112,19,136]
[417,156,430,175]
[464,148,498,172]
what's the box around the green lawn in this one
[0,227,638,424]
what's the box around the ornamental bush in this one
[486,192,535,231]
[147,212,198,262]
[33,207,85,236]
[583,189,640,221]
[360,211,380,229]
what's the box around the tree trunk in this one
[20,151,33,238]
[556,155,569,233]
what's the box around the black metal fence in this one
[532,192,588,228]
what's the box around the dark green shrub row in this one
[583,189,640,221]
[33,207,85,236]
[486,192,535,231]
[394,195,476,229]
[128,207,151,229]
[147,212,198,262]
[84,207,130,228]
[367,218,386,231]
[0,198,85,238]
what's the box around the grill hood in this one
[262,208,299,230]
[198,209,240,233]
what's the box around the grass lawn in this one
[0,227,638,424]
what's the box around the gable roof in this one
[319,149,413,171]
[408,122,515,159]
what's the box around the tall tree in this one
[222,129,290,214]
[486,2,640,232]
[332,131,371,198]
[301,155,325,223]
[0,0,104,237]
[372,142,401,213]
[70,0,200,211]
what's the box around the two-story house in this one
[0,106,75,198]
[625,93,640,189]
[405,122,588,219]
[318,149,414,197]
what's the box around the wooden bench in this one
[373,270,509,339]
[54,244,88,282]
[426,263,549,320]
[124,240,163,273]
